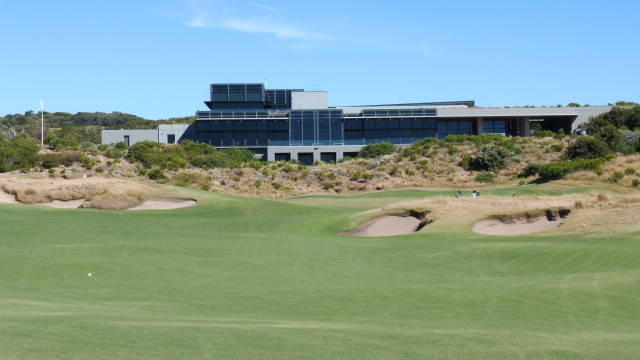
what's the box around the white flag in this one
[40,100,44,112]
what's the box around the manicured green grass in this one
[0,186,638,359]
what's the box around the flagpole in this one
[40,100,44,146]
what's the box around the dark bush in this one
[147,168,166,180]
[0,134,40,172]
[40,152,82,169]
[537,158,605,180]
[520,162,541,177]
[566,136,611,160]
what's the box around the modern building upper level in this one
[102,82,612,164]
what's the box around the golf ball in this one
[88,272,92,277]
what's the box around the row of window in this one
[345,118,438,130]
[361,108,437,117]
[210,84,265,102]
[194,119,483,146]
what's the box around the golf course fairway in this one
[0,185,638,359]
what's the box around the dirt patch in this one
[127,198,197,211]
[472,208,571,236]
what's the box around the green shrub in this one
[105,148,123,159]
[624,167,636,175]
[520,163,541,177]
[632,179,640,187]
[498,139,522,155]
[475,143,510,171]
[147,169,166,180]
[0,135,40,172]
[566,136,611,160]
[460,154,472,168]
[80,142,96,150]
[537,158,605,180]
[79,155,95,170]
[550,144,564,152]
[475,172,494,183]
[358,142,395,158]
[322,182,334,190]
[610,171,624,183]
[114,141,128,149]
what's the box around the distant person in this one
[457,189,462,198]
[472,188,478,199]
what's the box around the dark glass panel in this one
[424,118,437,129]
[257,132,268,146]
[388,129,400,144]
[364,119,377,130]
[345,119,361,130]
[233,121,245,131]
[400,118,412,129]
[375,129,389,142]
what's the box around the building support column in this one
[521,117,530,137]
[476,118,484,135]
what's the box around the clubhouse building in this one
[102,83,611,165]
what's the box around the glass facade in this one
[196,83,480,149]
[289,110,344,146]
[483,119,508,135]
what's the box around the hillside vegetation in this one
[0,105,638,201]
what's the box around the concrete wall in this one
[158,124,194,144]
[291,91,328,110]
[101,129,157,146]
[266,145,365,163]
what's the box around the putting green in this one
[0,185,638,359]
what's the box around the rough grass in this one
[0,183,639,359]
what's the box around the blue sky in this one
[1,0,638,119]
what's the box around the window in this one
[167,134,175,144]
[123,135,129,147]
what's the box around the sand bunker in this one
[0,189,195,211]
[472,217,564,236]
[36,199,85,209]
[127,198,197,211]
[341,215,422,237]
[0,190,19,204]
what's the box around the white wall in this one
[291,92,328,110]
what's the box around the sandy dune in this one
[127,198,197,211]
[472,217,563,236]
[341,215,421,237]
